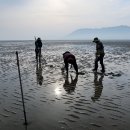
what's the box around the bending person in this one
[63,51,78,74]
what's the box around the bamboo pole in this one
[16,51,27,125]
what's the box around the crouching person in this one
[63,51,78,74]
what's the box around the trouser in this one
[65,61,78,74]
[94,54,105,72]
[35,48,41,60]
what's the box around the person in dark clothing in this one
[93,37,105,73]
[63,51,78,74]
[35,37,42,60]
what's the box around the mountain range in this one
[66,25,130,40]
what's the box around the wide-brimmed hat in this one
[93,37,99,42]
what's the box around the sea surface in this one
[0,40,130,130]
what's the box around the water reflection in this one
[36,56,43,85]
[55,87,62,96]
[63,74,78,94]
[24,125,28,130]
[91,72,104,102]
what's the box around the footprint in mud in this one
[78,72,85,75]
[106,71,123,77]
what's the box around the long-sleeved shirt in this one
[96,41,104,56]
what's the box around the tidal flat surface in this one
[0,40,130,130]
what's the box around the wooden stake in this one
[16,51,27,125]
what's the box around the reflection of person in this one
[35,37,43,60]
[91,72,104,102]
[63,74,78,94]
[92,37,105,73]
[63,51,78,74]
[36,59,43,85]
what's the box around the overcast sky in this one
[0,0,130,40]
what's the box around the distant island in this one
[66,25,130,40]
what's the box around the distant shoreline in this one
[1,39,130,42]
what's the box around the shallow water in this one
[0,40,130,130]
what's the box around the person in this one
[35,37,42,60]
[91,72,104,102]
[63,74,78,94]
[92,37,105,73]
[63,51,78,74]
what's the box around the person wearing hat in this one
[93,37,105,73]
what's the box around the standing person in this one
[63,51,78,74]
[93,37,105,73]
[35,37,42,60]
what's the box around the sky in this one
[0,0,130,40]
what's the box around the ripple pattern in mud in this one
[0,40,130,130]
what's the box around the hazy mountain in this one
[66,25,130,40]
